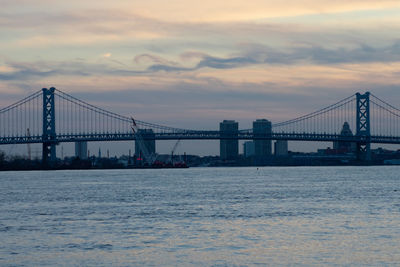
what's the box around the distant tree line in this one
[0,150,43,171]
[0,150,5,165]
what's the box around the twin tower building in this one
[75,119,287,161]
[220,119,288,161]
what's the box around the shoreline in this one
[1,162,398,172]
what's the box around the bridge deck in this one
[1,132,400,145]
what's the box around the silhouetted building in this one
[333,122,356,153]
[75,141,88,159]
[275,140,288,156]
[243,141,255,158]
[135,129,156,157]
[253,119,272,158]
[220,120,238,160]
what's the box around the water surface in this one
[1,166,399,266]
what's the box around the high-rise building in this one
[274,140,288,156]
[220,120,238,160]
[135,129,156,157]
[243,141,255,158]
[75,141,88,159]
[253,119,272,158]
[333,122,356,153]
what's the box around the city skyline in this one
[1,90,399,159]
[1,1,400,156]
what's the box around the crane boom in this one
[170,139,181,164]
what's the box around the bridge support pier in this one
[356,92,371,161]
[42,87,57,166]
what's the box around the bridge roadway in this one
[1,131,400,145]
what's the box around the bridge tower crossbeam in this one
[42,87,57,165]
[356,92,371,161]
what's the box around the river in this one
[1,166,399,266]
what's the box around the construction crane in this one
[170,139,181,164]
[131,117,157,165]
[26,128,32,160]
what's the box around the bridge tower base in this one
[356,92,371,161]
[42,87,57,166]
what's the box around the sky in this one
[1,0,400,156]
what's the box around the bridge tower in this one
[356,92,371,161]
[42,87,57,165]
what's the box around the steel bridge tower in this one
[356,92,371,161]
[42,87,57,165]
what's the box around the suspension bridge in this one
[1,87,400,164]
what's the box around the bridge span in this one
[1,87,400,163]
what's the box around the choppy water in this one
[0,166,399,266]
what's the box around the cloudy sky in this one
[1,0,400,155]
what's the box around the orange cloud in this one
[122,0,400,22]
